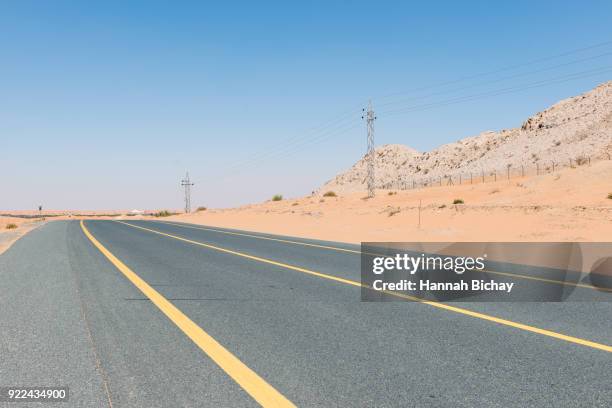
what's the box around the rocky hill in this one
[319,81,612,194]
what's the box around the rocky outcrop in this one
[319,81,612,194]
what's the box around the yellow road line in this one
[482,269,611,292]
[80,221,296,408]
[157,221,608,292]
[117,220,612,353]
[158,220,362,254]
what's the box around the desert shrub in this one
[291,202,299,206]
[196,206,207,212]
[438,204,446,209]
[323,191,337,197]
[607,193,612,200]
[388,207,401,217]
[575,156,588,166]
[6,223,18,229]
[272,194,283,201]
[388,191,397,196]
[153,210,173,217]
[453,199,464,205]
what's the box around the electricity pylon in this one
[362,101,376,198]
[180,171,194,213]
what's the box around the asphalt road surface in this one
[1,220,610,407]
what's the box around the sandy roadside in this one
[0,217,47,255]
[167,160,612,243]
[2,161,610,251]
[0,213,158,256]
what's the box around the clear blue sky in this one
[1,1,611,210]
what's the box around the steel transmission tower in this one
[362,101,377,198]
[180,171,194,213]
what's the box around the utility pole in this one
[362,101,376,198]
[180,171,194,213]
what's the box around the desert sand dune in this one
[171,160,612,243]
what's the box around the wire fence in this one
[381,154,610,191]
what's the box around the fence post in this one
[482,170,485,183]
[459,174,462,185]
[507,165,510,180]
[470,173,473,184]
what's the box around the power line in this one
[206,67,610,183]
[373,39,612,101]
[379,66,612,116]
[209,68,610,184]
[220,110,360,176]
[217,106,363,176]
[215,40,612,180]
[375,50,612,109]
[196,40,612,188]
[214,122,361,182]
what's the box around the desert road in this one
[1,220,611,407]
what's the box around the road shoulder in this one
[0,218,46,255]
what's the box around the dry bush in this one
[323,191,337,197]
[575,156,588,166]
[388,207,401,217]
[6,223,18,230]
[272,194,283,201]
[153,210,174,217]
[453,199,464,205]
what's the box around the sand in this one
[169,160,612,243]
[2,160,609,254]
[0,212,156,255]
